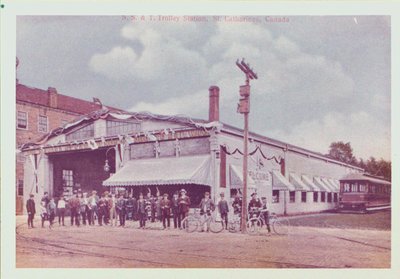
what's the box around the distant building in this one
[15,60,111,214]
[20,85,363,216]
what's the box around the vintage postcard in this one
[1,1,399,279]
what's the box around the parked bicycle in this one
[182,209,224,233]
[246,209,290,235]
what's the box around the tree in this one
[327,141,357,165]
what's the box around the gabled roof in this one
[16,83,118,115]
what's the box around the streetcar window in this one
[321,192,326,202]
[289,191,295,203]
[327,193,332,202]
[359,184,367,192]
[333,193,338,202]
[313,192,318,202]
[351,183,358,192]
[344,183,350,192]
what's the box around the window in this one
[327,193,332,202]
[17,111,28,129]
[289,191,295,203]
[17,180,23,196]
[106,120,141,136]
[344,183,350,192]
[301,191,307,203]
[321,192,326,202]
[38,115,48,133]
[66,123,94,141]
[62,170,74,197]
[333,193,338,202]
[313,192,318,202]
[359,184,367,192]
[272,190,280,203]
[351,183,358,192]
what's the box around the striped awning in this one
[289,173,313,191]
[272,170,296,191]
[301,175,320,191]
[313,177,331,192]
[229,165,257,190]
[103,155,212,187]
[321,177,337,192]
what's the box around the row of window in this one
[272,190,338,204]
[65,120,142,141]
[17,111,68,133]
[341,183,391,194]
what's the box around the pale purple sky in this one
[16,16,391,160]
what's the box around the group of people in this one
[26,189,271,232]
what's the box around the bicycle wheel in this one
[209,218,224,233]
[228,221,240,233]
[272,217,290,235]
[182,216,199,233]
[246,218,261,235]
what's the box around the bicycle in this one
[182,209,224,233]
[246,209,290,235]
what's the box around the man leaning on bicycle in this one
[248,193,271,233]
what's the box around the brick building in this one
[16,81,106,214]
[20,85,363,216]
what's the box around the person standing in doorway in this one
[26,194,36,229]
[57,195,66,226]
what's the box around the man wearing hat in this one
[68,190,81,226]
[26,194,36,228]
[248,192,262,217]
[261,197,271,233]
[88,190,99,226]
[160,193,172,229]
[178,189,191,229]
[218,192,229,230]
[171,192,180,229]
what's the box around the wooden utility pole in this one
[236,58,258,233]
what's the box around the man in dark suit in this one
[26,194,36,228]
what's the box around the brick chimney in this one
[208,86,220,122]
[48,87,58,108]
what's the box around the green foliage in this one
[327,141,391,181]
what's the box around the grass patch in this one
[289,210,391,231]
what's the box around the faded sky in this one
[16,16,391,160]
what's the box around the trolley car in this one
[338,173,391,213]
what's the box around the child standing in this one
[57,196,66,226]
[39,201,50,228]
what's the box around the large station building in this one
[20,86,363,215]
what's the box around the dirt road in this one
[15,216,390,268]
